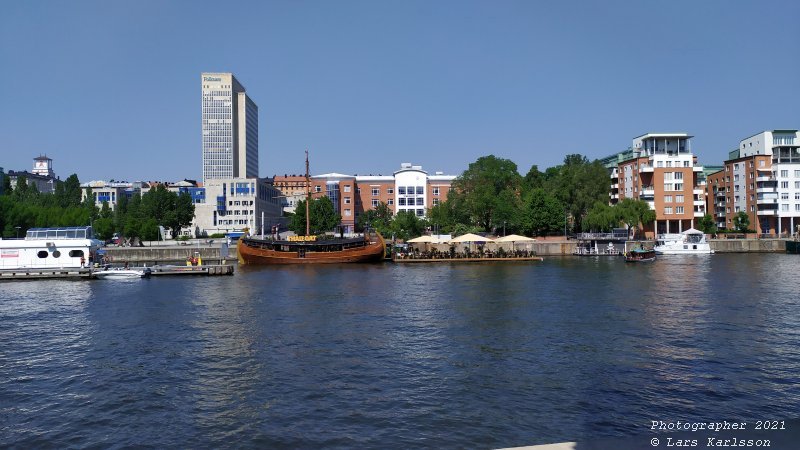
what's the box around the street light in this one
[564,209,568,240]
[15,226,21,239]
[503,221,506,237]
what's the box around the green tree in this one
[390,210,425,241]
[520,188,565,236]
[616,198,656,239]
[139,185,195,238]
[290,196,341,235]
[449,155,523,231]
[357,201,393,234]
[583,201,619,232]
[697,214,718,234]
[60,174,83,207]
[547,154,610,232]
[732,211,751,233]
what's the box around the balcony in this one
[641,185,655,196]
[716,211,726,218]
[756,175,776,182]
[694,200,705,206]
[639,165,654,173]
[693,188,705,195]
[756,197,778,205]
[756,186,777,194]
[757,210,778,216]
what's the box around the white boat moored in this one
[654,228,714,254]
[92,267,151,279]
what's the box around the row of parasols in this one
[406,233,536,249]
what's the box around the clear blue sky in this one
[2,0,798,182]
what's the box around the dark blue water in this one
[2,254,800,448]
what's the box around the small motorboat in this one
[92,266,151,279]
[623,248,656,262]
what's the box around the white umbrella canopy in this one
[447,233,494,244]
[407,235,441,244]
[494,234,536,243]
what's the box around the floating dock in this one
[0,268,93,280]
[393,257,543,263]
[149,264,234,276]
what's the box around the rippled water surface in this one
[2,254,800,448]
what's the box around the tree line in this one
[0,174,194,240]
[288,153,664,240]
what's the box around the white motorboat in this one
[92,267,151,279]
[654,228,714,254]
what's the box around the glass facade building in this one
[201,73,258,182]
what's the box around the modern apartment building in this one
[605,133,707,237]
[273,163,456,233]
[707,130,800,235]
[201,73,258,181]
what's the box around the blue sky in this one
[1,0,798,182]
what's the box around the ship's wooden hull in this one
[238,233,385,265]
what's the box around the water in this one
[2,254,800,448]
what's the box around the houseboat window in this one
[37,251,48,258]
[66,229,77,238]
[69,250,85,257]
[52,251,61,258]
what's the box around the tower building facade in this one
[201,73,258,182]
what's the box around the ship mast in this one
[305,150,310,236]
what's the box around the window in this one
[666,161,673,168]
[416,186,424,195]
[734,174,739,181]
[398,198,406,206]
[674,172,683,180]
[398,187,406,195]
[433,187,440,196]
[657,161,664,168]
[664,195,673,203]
[676,195,684,203]
[416,198,424,206]
[416,209,424,216]
[735,196,740,202]
[406,186,414,195]
[38,251,48,258]
[760,160,765,167]
[676,206,684,214]
[432,198,440,206]
[675,183,683,191]
[664,207,673,215]
[795,181,800,189]
[344,197,351,204]
[664,172,673,181]
[314,186,321,193]
[796,204,800,211]
[372,199,379,207]
[371,188,379,196]
[387,188,393,194]
[795,193,800,200]
[781,204,789,211]
[795,170,800,178]
[344,209,351,216]
[344,185,351,193]
[782,182,789,189]
[782,193,789,200]
[387,199,394,205]
[69,250,84,257]
[781,170,789,177]
[734,164,740,170]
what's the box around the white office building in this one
[201,73,258,181]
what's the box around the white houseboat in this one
[654,228,714,255]
[0,226,104,270]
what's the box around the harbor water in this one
[2,254,799,448]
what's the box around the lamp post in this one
[15,226,21,239]
[503,221,506,237]
[564,209,568,240]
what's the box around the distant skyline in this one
[1,0,798,182]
